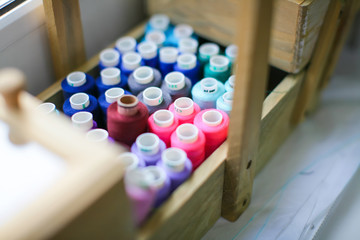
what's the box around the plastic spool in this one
[225,44,238,63]
[199,43,220,61]
[70,93,90,110]
[118,152,141,171]
[117,94,140,116]
[176,123,198,143]
[105,87,125,104]
[67,71,86,87]
[201,77,218,93]
[160,47,179,63]
[192,78,226,109]
[225,75,235,92]
[162,147,187,172]
[178,38,198,54]
[210,55,229,72]
[144,165,171,207]
[149,14,170,31]
[36,102,56,114]
[136,133,160,156]
[100,67,121,86]
[165,71,185,90]
[174,24,194,39]
[174,97,194,116]
[100,48,120,68]
[148,110,178,147]
[145,30,166,47]
[202,110,223,127]
[177,53,197,70]
[86,129,109,143]
[153,110,174,128]
[133,66,154,85]
[116,36,137,54]
[122,52,142,70]
[138,42,158,60]
[71,111,94,131]
[216,91,233,116]
[143,87,163,107]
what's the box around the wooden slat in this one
[43,0,86,80]
[221,0,274,221]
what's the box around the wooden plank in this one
[221,0,274,221]
[43,0,86,80]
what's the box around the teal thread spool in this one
[204,55,231,83]
[225,44,238,70]
[225,75,235,92]
[198,43,220,69]
[216,91,233,116]
[191,77,225,110]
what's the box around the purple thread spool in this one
[159,47,179,77]
[128,66,162,95]
[71,111,97,131]
[161,71,192,101]
[174,53,200,85]
[131,133,166,166]
[118,152,145,169]
[144,165,171,208]
[137,41,159,68]
[157,148,192,191]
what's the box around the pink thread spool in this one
[194,109,229,158]
[168,97,200,124]
[148,110,179,147]
[170,123,205,170]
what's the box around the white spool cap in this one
[174,97,194,116]
[176,123,198,143]
[136,133,160,156]
[223,91,233,105]
[143,87,163,106]
[153,110,174,127]
[149,14,170,31]
[99,48,120,67]
[144,166,167,189]
[70,93,90,110]
[177,53,196,70]
[201,78,218,93]
[86,129,109,143]
[137,41,158,59]
[36,102,56,114]
[145,30,166,47]
[225,44,238,62]
[199,43,220,59]
[101,67,121,85]
[174,24,194,39]
[210,55,230,72]
[124,168,153,189]
[133,66,154,84]
[162,148,187,172]
[202,110,223,127]
[105,87,125,104]
[71,111,93,131]
[165,71,185,90]
[228,75,235,88]
[115,36,137,54]
[159,47,179,63]
[178,38,199,54]
[122,52,142,70]
[118,152,139,171]
[66,71,86,87]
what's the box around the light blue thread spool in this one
[216,91,233,116]
[198,43,220,67]
[225,44,238,70]
[225,75,235,92]
[204,55,231,83]
[166,24,197,47]
[145,14,172,37]
[191,77,226,110]
[178,38,199,54]
[145,30,166,48]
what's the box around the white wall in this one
[0,0,146,95]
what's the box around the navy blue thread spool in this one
[159,47,179,77]
[174,53,200,85]
[71,111,97,131]
[225,75,235,92]
[216,91,233,116]
[120,52,144,83]
[198,43,220,68]
[61,71,96,99]
[128,66,162,95]
[145,30,166,48]
[137,87,172,115]
[225,44,238,70]
[98,87,125,121]
[137,41,159,68]
[98,48,121,71]
[204,55,231,83]
[115,36,137,57]
[178,38,198,54]
[63,92,100,122]
[96,67,127,95]
[161,71,192,101]
[167,24,194,47]
[191,77,226,110]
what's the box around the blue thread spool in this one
[145,14,171,36]
[166,24,195,47]
[71,111,97,131]
[204,55,231,83]
[225,75,235,92]
[96,67,127,95]
[115,36,137,56]
[128,66,162,95]
[145,30,166,48]
[63,93,100,122]
[174,53,200,85]
[216,91,233,116]
[98,48,121,71]
[178,38,198,54]
[61,71,96,99]
[191,77,226,110]
[137,41,159,68]
[120,52,144,83]
[36,102,60,115]
[137,87,172,115]
[161,71,192,101]
[98,87,129,121]
[198,43,220,68]
[225,44,238,70]
[159,47,179,77]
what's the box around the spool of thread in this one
[191,77,226,110]
[124,168,156,226]
[98,48,121,70]
[224,75,235,92]
[131,133,166,166]
[225,44,238,70]
[115,36,137,55]
[146,14,171,34]
[144,166,171,208]
[170,123,205,169]
[161,71,192,101]
[137,41,159,68]
[128,66,162,95]
[174,53,200,85]
[167,24,194,46]
[145,30,166,48]
[61,71,96,99]
[71,111,97,131]
[168,97,201,124]
[157,147,192,191]
[118,152,146,170]
[98,87,128,118]
[198,43,220,67]
[62,93,100,121]
[107,95,148,146]
[137,87,172,115]
[194,109,229,157]
[120,52,144,82]
[216,91,233,116]
[204,55,231,83]
[178,38,198,54]
[86,128,114,143]
[36,102,59,115]
[159,47,179,77]
[95,67,127,95]
[148,110,179,147]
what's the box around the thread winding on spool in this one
[137,41,159,68]
[61,72,96,99]
[148,109,179,147]
[204,55,231,83]
[191,77,226,110]
[96,67,127,95]
[174,53,200,85]
[216,91,233,116]
[144,165,171,208]
[198,43,220,67]
[115,36,137,55]
[224,75,235,92]
[161,71,192,101]
[71,111,97,131]
[168,97,201,124]
[131,133,166,166]
[98,48,121,70]
[128,66,162,95]
[63,93,100,122]
[137,87,172,115]
[159,47,179,77]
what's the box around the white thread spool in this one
[100,48,120,67]
[149,14,170,31]
[176,123,198,143]
[67,71,86,87]
[174,97,194,116]
[165,71,185,90]
[70,93,90,110]
[105,87,125,104]
[177,53,196,70]
[115,36,136,54]
[153,110,174,127]
[122,52,142,70]
[71,111,93,131]
[143,87,163,106]
[136,133,160,155]
[162,148,187,172]
[36,102,56,114]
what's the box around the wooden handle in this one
[0,68,25,109]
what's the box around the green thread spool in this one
[204,55,231,83]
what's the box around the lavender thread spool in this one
[131,133,166,166]
[128,66,162,95]
[144,165,171,207]
[137,87,172,115]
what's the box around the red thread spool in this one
[148,110,179,147]
[107,95,149,146]
[168,97,201,124]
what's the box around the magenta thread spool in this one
[137,87,172,115]
[174,53,200,85]
[161,71,192,101]
[170,123,205,170]
[145,30,166,48]
[148,109,179,147]
[144,166,171,208]
[137,41,159,68]
[128,66,162,95]
[71,111,97,131]
[194,109,229,158]
[86,128,114,143]
[118,152,145,170]
[98,48,121,70]
[115,36,137,55]
[157,147,192,191]
[168,97,201,124]
[159,47,179,77]
[131,133,166,166]
[178,38,198,54]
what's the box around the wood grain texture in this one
[43,0,86,80]
[221,0,274,221]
